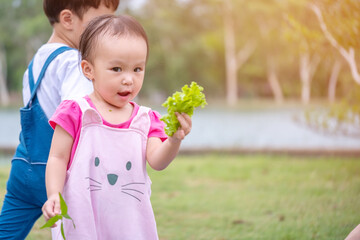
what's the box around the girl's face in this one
[83,34,147,109]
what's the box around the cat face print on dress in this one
[86,156,146,202]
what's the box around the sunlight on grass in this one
[0,154,359,240]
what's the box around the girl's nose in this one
[121,74,133,85]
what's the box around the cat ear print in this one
[82,109,102,126]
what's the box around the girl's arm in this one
[42,125,73,221]
[146,112,192,171]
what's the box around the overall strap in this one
[26,46,73,108]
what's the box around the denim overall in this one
[0,46,71,239]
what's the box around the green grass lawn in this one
[1,154,359,240]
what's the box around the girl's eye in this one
[112,67,122,72]
[134,67,142,73]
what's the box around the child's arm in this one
[146,112,192,171]
[42,125,73,222]
[345,224,360,240]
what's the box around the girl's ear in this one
[58,9,75,30]
[81,60,94,81]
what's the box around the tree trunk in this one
[223,0,256,106]
[0,45,9,106]
[328,60,342,103]
[223,0,237,106]
[266,56,284,104]
[299,53,320,104]
[236,42,256,72]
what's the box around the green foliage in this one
[314,0,360,49]
[283,11,326,54]
[161,82,207,136]
[285,15,323,43]
[138,0,224,97]
[40,192,75,240]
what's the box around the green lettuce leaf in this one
[161,82,207,136]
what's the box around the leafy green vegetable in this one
[161,82,207,136]
[41,192,75,240]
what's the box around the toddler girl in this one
[42,14,192,240]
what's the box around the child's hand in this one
[42,193,61,227]
[169,112,192,142]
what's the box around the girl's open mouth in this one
[118,91,130,97]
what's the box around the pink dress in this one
[51,97,160,239]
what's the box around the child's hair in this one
[43,0,120,25]
[79,14,149,63]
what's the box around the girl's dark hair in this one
[43,0,120,25]
[79,15,149,62]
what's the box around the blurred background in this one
[0,0,359,154]
[0,1,360,239]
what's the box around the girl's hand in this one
[42,193,61,227]
[169,112,192,142]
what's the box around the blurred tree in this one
[0,0,14,106]
[0,0,51,106]
[1,0,356,107]
[327,58,343,103]
[283,0,346,103]
[222,0,257,105]
[0,43,9,106]
[283,1,324,105]
[251,0,290,104]
[310,0,360,85]
[304,0,360,136]
[137,0,226,101]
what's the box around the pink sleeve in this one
[148,110,168,142]
[49,100,82,139]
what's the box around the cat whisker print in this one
[85,177,102,185]
[122,182,145,187]
[88,185,102,191]
[121,182,145,202]
[122,188,144,195]
[86,177,102,191]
